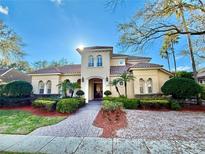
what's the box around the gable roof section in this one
[110,64,133,75]
[112,54,151,60]
[0,68,11,76]
[83,46,113,50]
[129,63,163,69]
[197,71,205,79]
[30,64,81,75]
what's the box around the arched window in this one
[147,78,153,93]
[139,78,145,94]
[97,55,102,66]
[38,81,44,94]
[46,80,52,94]
[88,55,94,67]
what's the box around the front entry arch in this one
[88,78,103,101]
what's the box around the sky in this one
[0,0,193,71]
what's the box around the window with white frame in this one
[38,81,44,94]
[147,78,153,93]
[88,55,94,67]
[97,55,102,66]
[119,60,124,65]
[46,80,52,94]
[139,78,145,94]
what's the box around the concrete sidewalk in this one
[0,134,204,154]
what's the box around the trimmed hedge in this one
[0,97,34,107]
[139,99,170,109]
[201,85,205,100]
[123,99,140,109]
[103,97,140,109]
[3,80,33,97]
[102,100,123,111]
[103,97,171,110]
[56,98,85,113]
[161,77,202,99]
[32,99,57,111]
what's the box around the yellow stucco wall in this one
[80,50,111,101]
[110,58,125,66]
[109,76,134,98]
[31,75,60,94]
[131,69,171,95]
[31,49,172,101]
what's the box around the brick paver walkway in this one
[30,101,102,137]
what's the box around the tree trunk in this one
[115,86,121,97]
[180,7,198,82]
[171,42,177,75]
[71,91,74,98]
[124,82,127,98]
[167,53,171,72]
[64,88,67,98]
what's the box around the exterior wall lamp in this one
[106,77,109,82]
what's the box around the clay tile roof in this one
[30,64,81,74]
[130,63,163,68]
[110,64,132,75]
[127,55,151,60]
[197,71,205,78]
[83,46,113,50]
[112,54,151,60]
[59,64,81,74]
[0,68,10,76]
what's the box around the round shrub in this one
[161,77,202,99]
[76,90,85,97]
[56,98,80,113]
[104,90,112,97]
[102,100,123,111]
[4,80,33,97]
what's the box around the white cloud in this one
[0,5,8,15]
[51,0,63,5]
[174,66,191,71]
[175,55,184,60]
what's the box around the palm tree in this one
[57,80,69,98]
[67,82,80,98]
[161,33,179,74]
[160,0,198,81]
[160,45,171,71]
[110,79,121,97]
[118,72,135,98]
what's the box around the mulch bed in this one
[181,104,205,112]
[0,106,68,117]
[93,109,127,138]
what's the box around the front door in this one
[94,83,102,99]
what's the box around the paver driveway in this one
[117,110,205,141]
[30,101,102,137]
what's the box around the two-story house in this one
[29,46,172,102]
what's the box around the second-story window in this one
[88,55,94,67]
[97,55,102,66]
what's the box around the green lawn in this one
[0,110,66,134]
